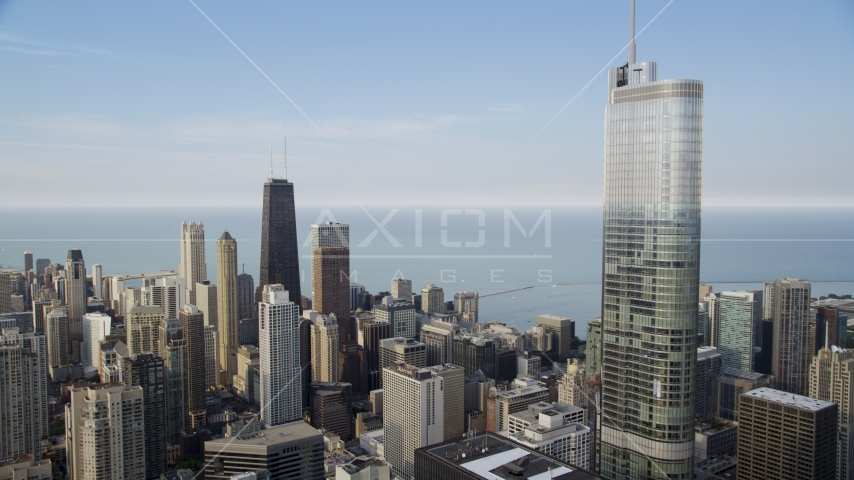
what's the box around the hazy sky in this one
[1,1,852,207]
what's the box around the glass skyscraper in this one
[258,175,302,308]
[597,6,703,478]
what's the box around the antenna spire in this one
[269,131,273,179]
[629,0,636,64]
[284,125,288,181]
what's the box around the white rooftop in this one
[744,387,835,412]
[459,447,571,480]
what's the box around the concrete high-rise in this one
[121,353,167,480]
[180,305,207,430]
[536,314,575,362]
[737,387,837,480]
[179,221,207,305]
[380,337,426,371]
[237,273,256,320]
[373,299,416,339]
[144,274,185,319]
[707,290,762,371]
[718,368,771,422]
[217,231,239,384]
[695,346,722,423]
[816,306,848,355]
[428,364,464,441]
[0,327,48,461]
[558,360,596,423]
[65,249,86,348]
[259,284,301,427]
[586,318,602,376]
[45,307,69,369]
[810,345,854,480]
[454,291,479,323]
[309,381,352,440]
[362,320,391,391]
[66,383,146,480]
[126,305,165,356]
[383,361,445,479]
[23,251,33,274]
[159,318,187,445]
[598,4,704,476]
[420,320,458,366]
[195,281,218,328]
[92,263,102,299]
[311,245,351,343]
[391,278,412,301]
[770,278,812,395]
[82,312,110,368]
[310,312,339,383]
[204,325,220,389]
[258,164,301,310]
[421,284,445,314]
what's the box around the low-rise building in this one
[507,404,591,470]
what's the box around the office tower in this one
[737,387,837,480]
[179,221,207,305]
[763,281,775,320]
[0,327,47,460]
[300,316,313,408]
[428,364,465,441]
[373,299,416,338]
[507,403,591,470]
[758,318,775,374]
[91,263,102,299]
[259,285,301,427]
[464,369,495,412]
[45,308,69,369]
[180,305,207,430]
[203,421,324,479]
[697,303,710,347]
[310,222,350,341]
[196,281,218,327]
[217,231,239,384]
[586,318,602,376]
[0,270,9,315]
[338,344,369,395]
[126,305,165,356]
[35,258,50,280]
[706,290,761,370]
[718,368,771,422]
[258,162,301,309]
[81,312,110,368]
[66,383,146,480]
[558,360,595,422]
[121,353,167,480]
[391,278,412,301]
[770,278,812,395]
[695,346,722,423]
[145,275,185,319]
[810,345,854,480]
[204,326,220,389]
[492,377,550,432]
[238,317,259,346]
[350,283,366,311]
[454,291,479,323]
[22,251,33,274]
[309,381,352,440]
[454,334,496,377]
[535,314,575,362]
[65,249,86,346]
[383,361,445,479]
[597,4,703,477]
[234,344,260,403]
[159,318,187,444]
[421,284,445,314]
[311,313,339,383]
[380,337,426,371]
[362,320,391,391]
[237,273,256,320]
[817,306,848,354]
[420,320,458,366]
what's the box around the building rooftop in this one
[720,368,770,381]
[205,421,322,451]
[697,346,720,361]
[743,387,836,412]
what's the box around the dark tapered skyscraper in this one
[258,164,301,309]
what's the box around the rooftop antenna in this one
[629,0,636,64]
[269,131,273,179]
[283,124,288,181]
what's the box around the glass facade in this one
[597,61,703,480]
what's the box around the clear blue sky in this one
[1,1,852,207]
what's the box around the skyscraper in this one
[179,221,207,306]
[180,304,207,430]
[810,345,854,480]
[598,2,703,477]
[312,245,351,343]
[0,327,47,461]
[695,346,722,423]
[91,263,102,299]
[391,278,412,301]
[23,251,33,274]
[81,312,110,368]
[0,270,10,315]
[586,318,602,376]
[420,320,458,366]
[309,382,353,441]
[380,337,426,371]
[121,352,167,480]
[238,272,256,319]
[707,290,762,371]
[195,281,218,328]
[816,306,848,354]
[258,154,301,309]
[66,383,146,480]
[259,284,302,427]
[421,284,445,314]
[536,314,575,362]
[159,317,187,445]
[45,307,69,370]
[217,231,239,384]
[373,300,416,339]
[770,278,812,395]
[204,325,220,389]
[454,291,479,323]
[310,312,339,383]
[126,305,165,356]
[362,320,391,391]
[428,363,465,441]
[65,249,86,348]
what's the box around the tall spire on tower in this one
[629,0,636,64]
[269,131,273,179]
[283,126,288,181]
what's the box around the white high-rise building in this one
[204,325,220,389]
[421,284,445,314]
[196,282,218,328]
[126,306,165,356]
[179,221,207,306]
[707,290,762,371]
[809,345,854,480]
[597,2,704,477]
[66,383,146,480]
[259,284,301,427]
[81,313,110,368]
[92,264,103,299]
[144,275,185,319]
[382,361,445,479]
[310,312,339,383]
[0,327,48,460]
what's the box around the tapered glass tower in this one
[258,140,302,309]
[597,2,703,478]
